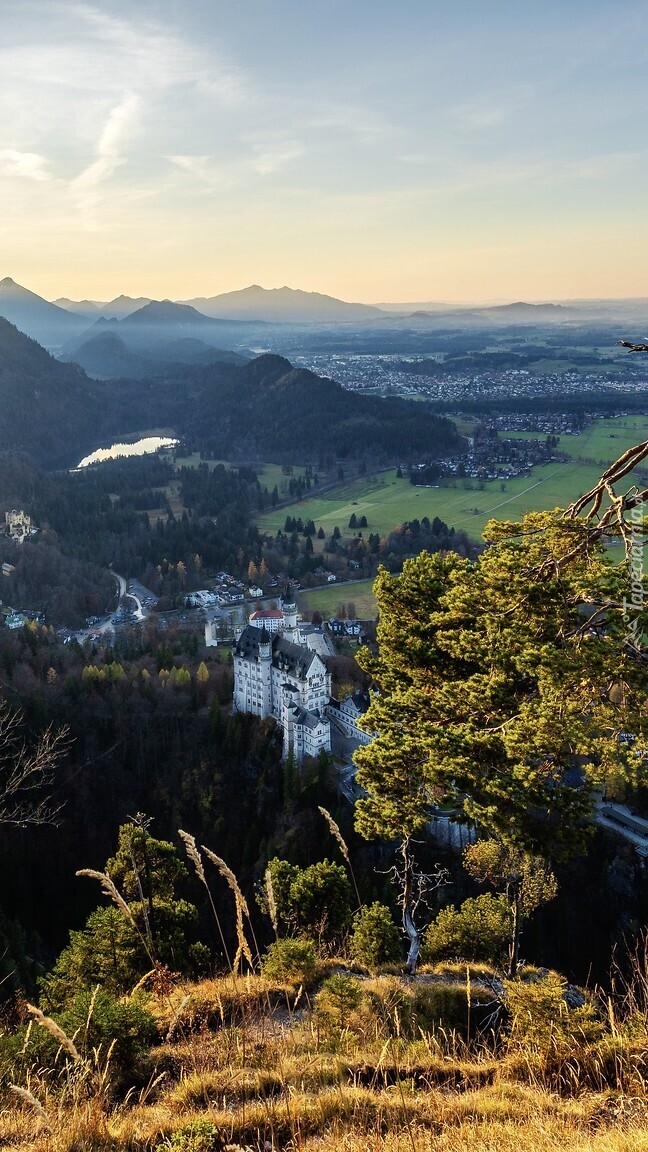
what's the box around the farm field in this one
[567,415,648,463]
[258,416,647,544]
[298,578,376,619]
[501,415,648,455]
[257,461,601,542]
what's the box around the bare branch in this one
[0,702,69,827]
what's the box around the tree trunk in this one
[401,838,420,976]
[507,877,521,979]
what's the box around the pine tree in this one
[354,447,648,971]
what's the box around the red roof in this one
[250,609,283,620]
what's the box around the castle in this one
[4,509,35,545]
[232,587,332,762]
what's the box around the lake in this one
[76,436,178,469]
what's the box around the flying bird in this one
[617,340,648,352]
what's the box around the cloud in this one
[451,103,508,130]
[0,149,50,181]
[167,155,222,185]
[68,3,246,103]
[168,136,304,188]
[250,138,304,175]
[70,93,141,227]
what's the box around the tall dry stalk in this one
[264,865,279,940]
[25,1003,81,1062]
[76,868,154,964]
[202,847,254,973]
[179,829,232,970]
[318,806,361,909]
[8,1085,50,1127]
[166,994,191,1043]
[466,965,472,1048]
[83,984,100,1046]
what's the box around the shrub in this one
[162,1119,221,1151]
[349,903,402,970]
[505,972,604,1059]
[263,858,352,947]
[0,989,157,1096]
[422,894,512,965]
[260,938,318,985]
[314,974,362,1043]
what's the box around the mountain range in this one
[179,284,385,322]
[0,317,463,470]
[54,294,152,320]
[2,277,645,358]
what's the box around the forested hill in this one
[0,319,129,468]
[0,321,462,468]
[179,354,464,461]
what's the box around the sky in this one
[1,0,647,303]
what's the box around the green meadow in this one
[257,462,598,542]
[173,453,310,494]
[566,414,648,463]
[298,578,377,619]
[500,415,648,458]
[257,416,648,545]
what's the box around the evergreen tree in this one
[42,820,209,1006]
[353,451,648,971]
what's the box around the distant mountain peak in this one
[180,284,384,322]
[0,278,89,348]
[0,277,40,298]
[123,299,212,324]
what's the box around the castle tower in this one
[258,626,273,718]
[281,583,300,643]
[281,683,298,760]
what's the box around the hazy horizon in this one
[2,1,647,303]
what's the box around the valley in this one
[3,3,648,1147]
[0,282,645,1152]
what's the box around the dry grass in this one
[4,970,648,1151]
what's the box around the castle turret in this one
[281,583,300,643]
[205,616,218,647]
[258,626,272,717]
